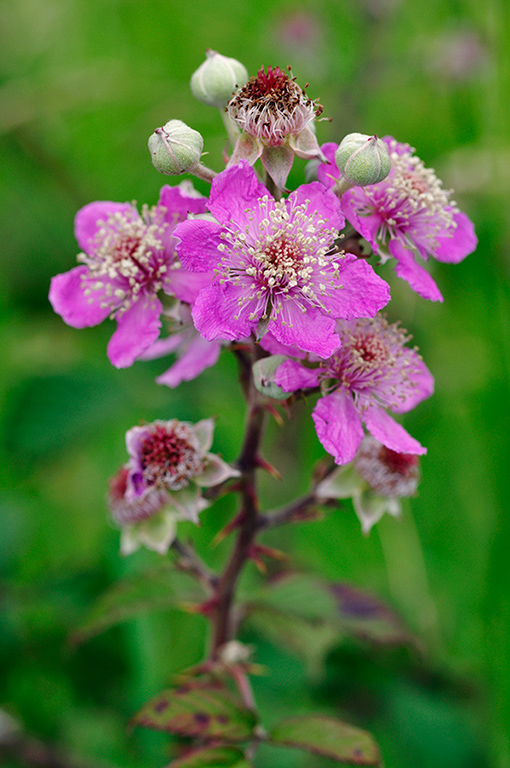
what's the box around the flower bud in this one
[148,120,203,175]
[191,49,248,108]
[334,133,391,187]
[252,355,289,400]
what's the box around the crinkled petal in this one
[156,335,221,388]
[163,266,213,304]
[208,161,271,227]
[341,189,382,250]
[75,202,134,255]
[390,240,443,302]
[391,352,435,414]
[288,181,345,230]
[198,454,240,488]
[107,294,163,368]
[317,142,339,188]
[49,266,117,327]
[312,390,365,465]
[434,210,477,264]
[174,219,223,272]
[320,253,390,319]
[157,182,207,220]
[192,282,260,341]
[261,145,294,190]
[270,300,340,358]
[363,405,426,455]
[274,359,320,392]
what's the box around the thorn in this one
[253,544,289,562]
[211,512,245,547]
[255,455,282,480]
[265,404,284,426]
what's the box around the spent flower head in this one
[318,136,477,301]
[227,66,326,188]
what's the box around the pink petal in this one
[363,405,426,455]
[74,202,134,255]
[259,331,309,359]
[312,390,365,465]
[208,161,270,227]
[287,181,345,230]
[163,267,213,304]
[320,253,390,319]
[174,219,223,272]
[157,184,207,219]
[274,359,320,392]
[391,352,435,414]
[138,332,187,361]
[317,142,339,188]
[270,300,340,358]
[390,240,444,302]
[341,189,382,250]
[107,294,162,368]
[156,336,221,388]
[192,282,260,341]
[49,266,116,327]
[434,210,477,264]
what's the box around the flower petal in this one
[287,181,345,230]
[270,300,340,358]
[156,335,221,389]
[163,266,214,304]
[312,390,365,465]
[208,161,270,227]
[390,240,444,302]
[192,282,260,341]
[107,294,162,368]
[174,219,223,272]
[391,352,435,414]
[157,182,207,219]
[317,142,339,188]
[320,253,390,319]
[341,189,382,250]
[274,359,320,392]
[49,266,117,327]
[363,405,426,455]
[75,202,134,255]
[434,210,477,264]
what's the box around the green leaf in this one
[132,682,258,742]
[269,715,381,765]
[168,745,251,767]
[70,564,204,646]
[330,582,414,646]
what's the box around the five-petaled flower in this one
[226,66,326,188]
[318,137,477,301]
[274,314,434,465]
[108,418,239,554]
[174,161,390,359]
[49,183,209,368]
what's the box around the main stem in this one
[210,371,266,657]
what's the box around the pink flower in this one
[275,314,434,464]
[318,137,477,301]
[226,66,326,188]
[49,183,209,368]
[174,161,390,359]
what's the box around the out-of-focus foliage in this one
[0,0,508,766]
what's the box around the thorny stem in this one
[171,539,218,593]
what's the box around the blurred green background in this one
[1,0,509,766]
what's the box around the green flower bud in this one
[335,133,391,187]
[191,49,248,108]
[252,355,289,400]
[148,120,203,175]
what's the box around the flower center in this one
[351,332,390,369]
[354,436,420,497]
[139,422,203,491]
[78,206,169,313]
[227,66,320,145]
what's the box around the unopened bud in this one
[148,120,203,175]
[335,133,391,187]
[191,49,248,108]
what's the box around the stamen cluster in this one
[137,421,204,491]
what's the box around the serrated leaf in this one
[132,683,258,742]
[70,564,204,646]
[167,745,251,767]
[269,715,381,765]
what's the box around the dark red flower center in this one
[353,333,389,367]
[140,425,191,476]
[379,446,419,476]
[109,466,129,500]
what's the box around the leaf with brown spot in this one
[269,715,381,765]
[166,745,251,767]
[132,684,257,742]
